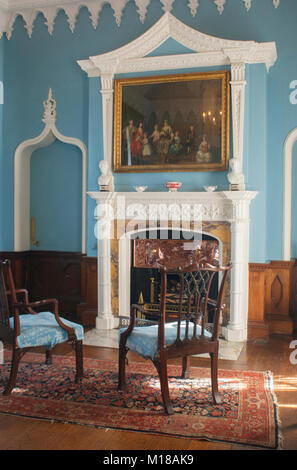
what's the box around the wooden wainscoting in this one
[248,263,269,339]
[77,256,98,327]
[28,251,82,318]
[248,260,297,339]
[0,251,82,321]
[0,251,30,289]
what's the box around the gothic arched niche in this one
[14,89,87,253]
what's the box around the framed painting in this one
[113,71,230,173]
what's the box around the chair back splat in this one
[118,240,232,415]
[157,263,231,361]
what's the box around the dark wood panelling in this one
[0,251,82,321]
[28,251,82,317]
[77,256,98,327]
[0,251,29,288]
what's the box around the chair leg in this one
[210,346,221,405]
[118,336,129,391]
[154,354,174,415]
[181,356,191,379]
[74,340,83,383]
[3,348,23,396]
[45,349,53,365]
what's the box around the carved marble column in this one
[94,193,117,329]
[222,191,257,341]
[96,236,116,329]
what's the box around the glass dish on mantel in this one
[203,186,217,192]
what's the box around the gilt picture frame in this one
[113,71,230,173]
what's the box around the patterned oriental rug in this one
[0,351,280,449]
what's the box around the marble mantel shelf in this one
[87,190,258,209]
[88,189,257,342]
[88,190,257,201]
[88,190,258,223]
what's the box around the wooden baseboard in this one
[248,321,269,340]
[265,314,294,335]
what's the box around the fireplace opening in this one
[130,230,219,324]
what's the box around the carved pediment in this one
[78,12,277,76]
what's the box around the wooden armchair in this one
[118,258,231,415]
[0,259,83,395]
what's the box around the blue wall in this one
[30,140,82,251]
[1,0,297,262]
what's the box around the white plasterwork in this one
[77,12,277,179]
[283,127,297,261]
[243,0,252,12]
[188,0,199,17]
[227,61,246,189]
[80,13,277,75]
[0,0,282,39]
[135,0,150,23]
[14,89,88,254]
[214,0,225,14]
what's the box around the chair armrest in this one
[119,304,143,340]
[13,299,76,341]
[7,289,30,304]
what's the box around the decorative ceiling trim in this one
[0,0,281,39]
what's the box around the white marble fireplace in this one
[78,13,277,343]
[88,190,257,342]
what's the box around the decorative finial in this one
[42,88,56,123]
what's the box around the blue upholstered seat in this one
[9,311,84,350]
[119,321,212,360]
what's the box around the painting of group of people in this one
[123,118,212,166]
[114,71,229,172]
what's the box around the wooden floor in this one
[1,334,297,451]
